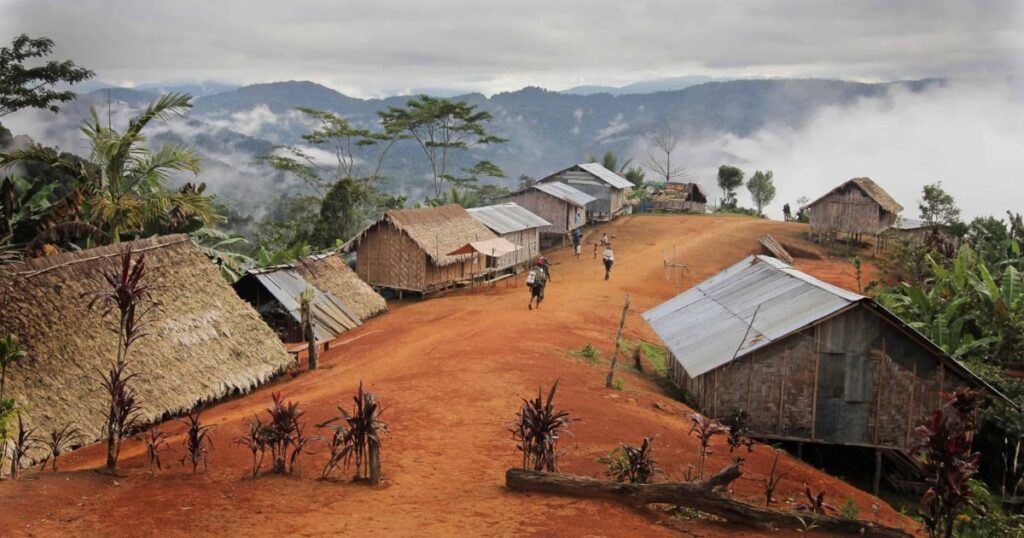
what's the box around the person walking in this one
[527,259,548,310]
[571,228,583,257]
[602,244,614,280]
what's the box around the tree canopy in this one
[0,34,94,118]
[716,165,744,208]
[746,170,776,217]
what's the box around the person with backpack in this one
[602,243,614,280]
[571,228,583,257]
[527,260,548,310]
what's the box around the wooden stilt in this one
[873,448,883,496]
[811,326,822,439]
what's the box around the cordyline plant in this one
[688,412,729,480]
[265,393,311,474]
[915,388,983,538]
[40,423,84,471]
[318,382,388,483]
[179,410,213,474]
[511,379,572,472]
[724,409,755,456]
[9,413,42,478]
[234,416,268,478]
[796,486,836,514]
[602,436,660,484]
[141,428,170,476]
[85,246,158,470]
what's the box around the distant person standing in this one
[602,244,614,280]
[783,203,792,221]
[572,228,583,257]
[526,260,548,310]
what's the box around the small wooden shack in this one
[0,235,291,445]
[643,255,1007,458]
[467,202,550,271]
[652,182,708,213]
[234,253,386,342]
[803,177,903,243]
[503,182,595,247]
[538,163,634,221]
[344,204,499,295]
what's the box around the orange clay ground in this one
[0,214,911,537]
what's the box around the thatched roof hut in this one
[0,235,291,442]
[803,177,903,240]
[344,204,499,295]
[652,182,708,213]
[294,253,387,321]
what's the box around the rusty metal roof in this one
[249,268,360,341]
[467,202,551,234]
[532,181,596,207]
[642,255,861,377]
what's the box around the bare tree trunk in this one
[605,294,631,388]
[366,392,382,485]
[506,466,912,537]
[307,321,319,370]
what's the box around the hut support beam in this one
[811,326,821,439]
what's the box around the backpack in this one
[526,269,537,284]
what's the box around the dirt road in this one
[0,214,907,537]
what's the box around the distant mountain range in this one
[562,75,718,95]
[5,77,942,218]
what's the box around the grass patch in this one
[610,378,625,391]
[622,339,668,375]
[571,343,603,364]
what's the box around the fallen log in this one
[505,465,912,538]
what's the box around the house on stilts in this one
[343,204,499,296]
[802,177,902,247]
[642,254,1010,493]
[0,235,292,448]
[467,202,550,272]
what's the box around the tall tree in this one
[746,170,776,217]
[0,34,94,118]
[262,108,399,248]
[646,126,689,182]
[920,182,961,228]
[717,165,744,209]
[379,95,506,197]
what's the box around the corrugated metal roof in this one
[467,202,551,234]
[642,255,863,378]
[253,269,359,341]
[532,181,597,207]
[578,162,636,190]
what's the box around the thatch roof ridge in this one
[293,254,387,321]
[804,177,903,214]
[0,235,292,446]
[383,204,499,266]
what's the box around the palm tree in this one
[2,93,218,243]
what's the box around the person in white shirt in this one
[602,244,614,280]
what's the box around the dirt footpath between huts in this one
[0,214,911,537]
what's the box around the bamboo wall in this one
[355,221,427,292]
[493,228,541,271]
[505,190,584,234]
[670,305,967,450]
[808,186,897,236]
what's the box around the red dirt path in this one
[0,214,914,537]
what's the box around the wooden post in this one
[873,339,887,447]
[905,359,918,447]
[605,294,631,388]
[366,392,382,485]
[777,349,787,433]
[745,352,754,413]
[811,325,822,439]
[873,448,883,496]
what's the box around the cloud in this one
[596,114,629,141]
[666,79,1024,220]
[2,0,1021,96]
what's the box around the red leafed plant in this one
[688,412,729,480]
[915,388,982,538]
[511,379,572,472]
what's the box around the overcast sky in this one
[2,0,1022,97]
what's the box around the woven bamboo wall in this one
[356,221,427,291]
[808,187,896,235]
[505,190,577,234]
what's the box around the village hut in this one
[343,204,499,295]
[503,182,595,247]
[537,162,634,221]
[467,202,550,271]
[892,218,960,249]
[293,253,388,321]
[803,177,903,243]
[233,256,377,343]
[0,235,292,444]
[651,182,708,213]
[643,255,1009,489]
